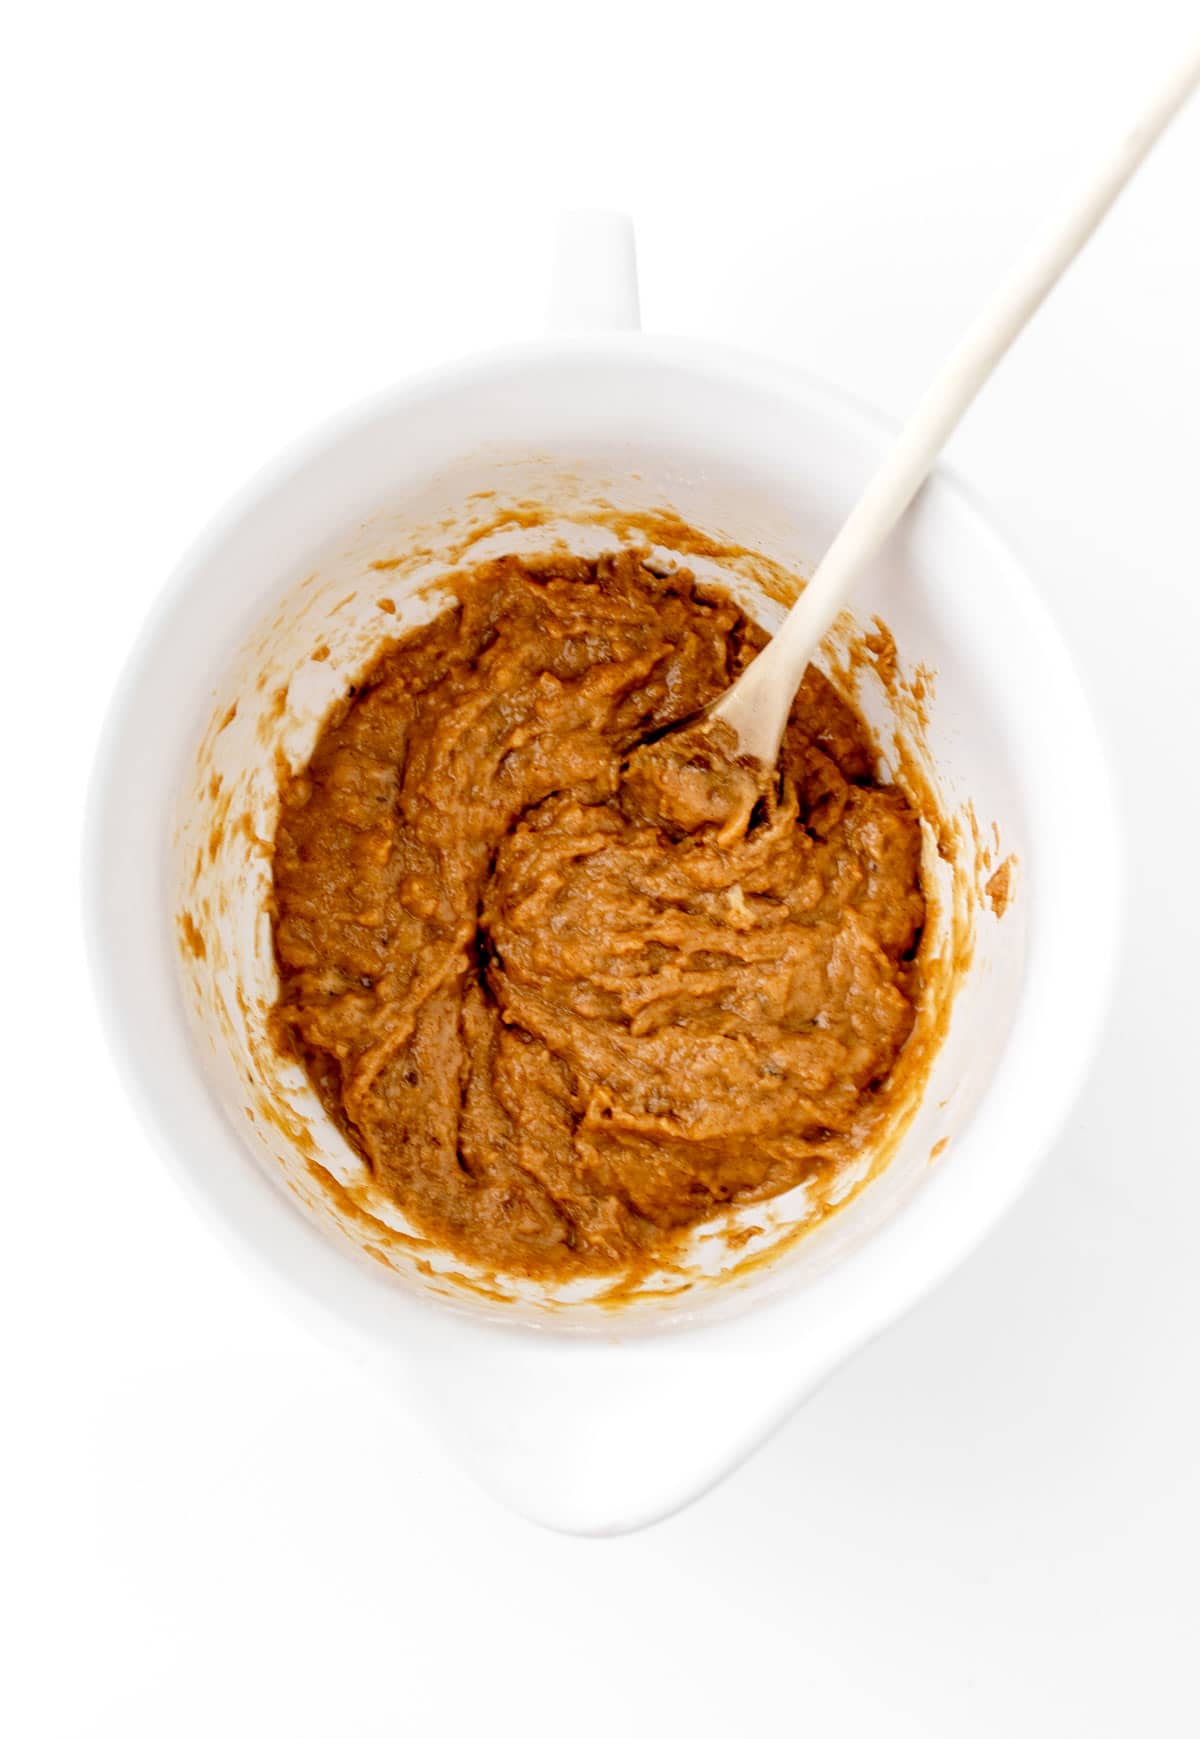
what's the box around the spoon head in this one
[621,714,769,843]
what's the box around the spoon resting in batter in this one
[631,38,1200,817]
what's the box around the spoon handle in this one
[714,34,1200,765]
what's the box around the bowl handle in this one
[547,209,641,333]
[369,1300,856,1536]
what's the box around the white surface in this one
[3,0,1198,1731]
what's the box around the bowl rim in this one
[82,330,1124,1367]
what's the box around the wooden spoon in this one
[700,39,1200,770]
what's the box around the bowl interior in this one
[165,345,1031,1329]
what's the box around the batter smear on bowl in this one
[270,550,925,1280]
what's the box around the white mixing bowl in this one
[85,227,1119,1533]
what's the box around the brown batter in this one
[270,550,925,1280]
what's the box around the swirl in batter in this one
[271,550,925,1279]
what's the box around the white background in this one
[4,1,1199,1733]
